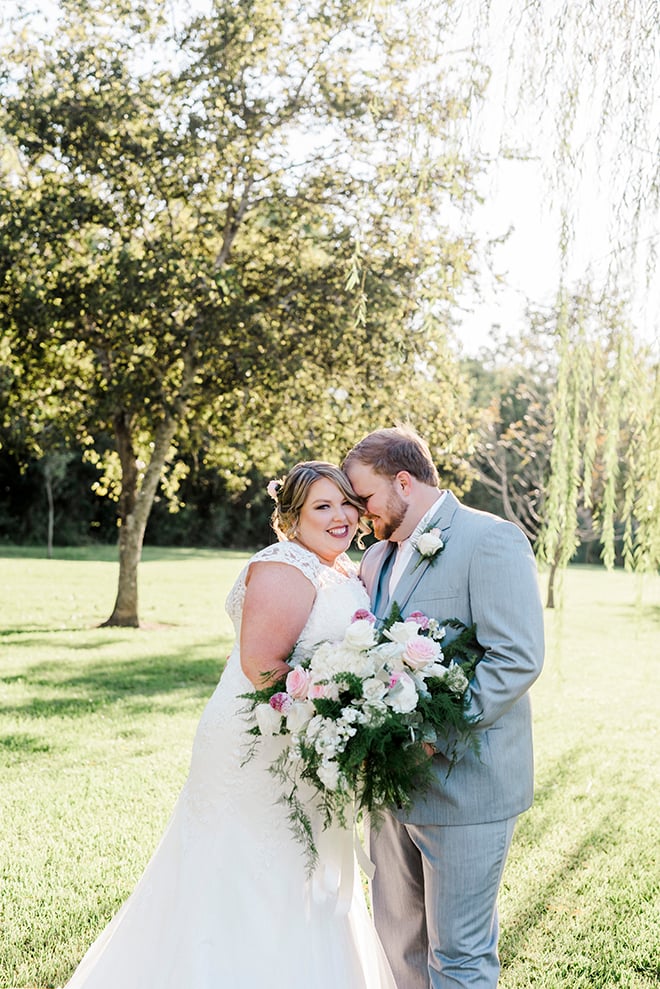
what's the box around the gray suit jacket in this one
[361,491,545,826]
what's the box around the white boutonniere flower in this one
[412,526,444,571]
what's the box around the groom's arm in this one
[464,520,544,727]
[432,520,544,762]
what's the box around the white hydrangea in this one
[311,719,343,757]
[310,643,377,680]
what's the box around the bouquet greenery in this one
[244,604,483,866]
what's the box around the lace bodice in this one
[225,541,370,662]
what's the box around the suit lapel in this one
[391,492,459,614]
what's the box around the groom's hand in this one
[423,742,437,757]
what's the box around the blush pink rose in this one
[405,611,430,630]
[352,609,376,624]
[286,666,312,699]
[403,637,441,670]
[269,691,293,713]
[308,682,328,700]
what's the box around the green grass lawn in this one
[0,550,658,988]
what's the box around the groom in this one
[343,425,544,989]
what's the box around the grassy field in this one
[0,548,658,988]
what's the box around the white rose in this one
[425,661,448,679]
[305,714,326,740]
[362,677,388,702]
[384,621,420,645]
[344,619,378,650]
[386,671,419,714]
[286,699,316,733]
[255,703,283,736]
[416,529,444,557]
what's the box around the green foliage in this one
[465,326,557,539]
[538,288,660,600]
[0,0,481,476]
[0,0,484,620]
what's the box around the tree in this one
[538,291,660,605]
[466,297,660,608]
[458,2,660,600]
[0,0,484,624]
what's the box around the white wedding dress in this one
[65,542,396,989]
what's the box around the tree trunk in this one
[45,470,54,560]
[103,514,143,627]
[102,411,178,627]
[545,561,555,609]
[546,554,561,609]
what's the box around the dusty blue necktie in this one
[373,541,398,620]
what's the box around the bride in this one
[64,461,396,989]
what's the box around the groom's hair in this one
[343,424,439,486]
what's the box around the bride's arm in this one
[240,561,316,688]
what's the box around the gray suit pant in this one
[370,813,517,989]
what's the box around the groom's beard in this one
[371,489,408,540]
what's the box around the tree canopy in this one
[0,0,484,623]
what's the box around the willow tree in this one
[0,0,484,624]
[538,292,660,607]
[462,1,660,595]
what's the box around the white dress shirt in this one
[389,492,446,596]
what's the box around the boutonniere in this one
[411,525,444,571]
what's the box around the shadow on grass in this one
[499,751,644,974]
[1,630,139,647]
[1,639,230,721]
[0,732,51,754]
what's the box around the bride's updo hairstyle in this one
[269,461,367,544]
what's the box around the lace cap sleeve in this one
[225,542,323,630]
[247,541,323,588]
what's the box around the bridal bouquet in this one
[244,605,483,863]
